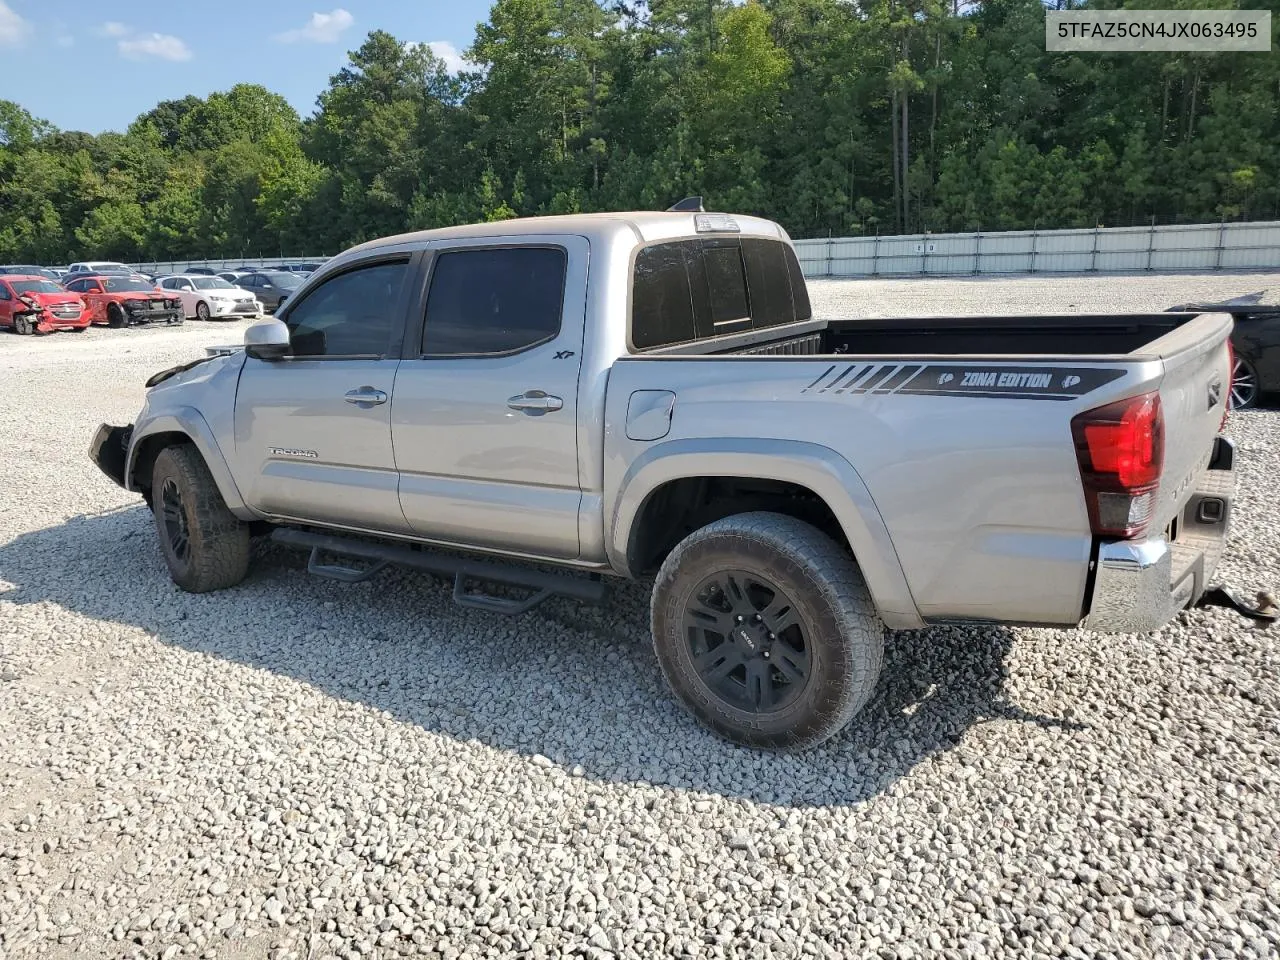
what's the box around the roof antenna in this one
[667,196,705,213]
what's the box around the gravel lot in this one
[2,273,1279,960]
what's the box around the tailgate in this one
[1148,311,1233,531]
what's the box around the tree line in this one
[1,0,1276,264]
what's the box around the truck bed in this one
[650,312,1207,359]
[607,308,1232,627]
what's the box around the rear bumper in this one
[89,423,132,488]
[1082,435,1235,633]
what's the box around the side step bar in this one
[271,528,607,616]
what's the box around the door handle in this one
[344,387,388,406]
[507,390,563,413]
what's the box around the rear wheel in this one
[1231,355,1260,410]
[151,445,250,593]
[651,511,884,751]
[195,301,210,321]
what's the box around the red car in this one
[0,275,91,334]
[62,273,183,328]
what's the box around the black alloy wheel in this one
[160,477,191,563]
[682,570,811,713]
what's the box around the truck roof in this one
[336,210,789,261]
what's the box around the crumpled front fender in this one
[125,408,252,517]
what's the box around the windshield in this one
[11,279,64,295]
[264,272,302,289]
[103,277,158,293]
[192,277,234,290]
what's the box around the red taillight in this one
[1071,392,1164,539]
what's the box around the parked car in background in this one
[1167,294,1280,409]
[158,274,261,320]
[66,261,132,277]
[63,273,183,328]
[231,270,302,312]
[183,267,219,276]
[0,264,63,283]
[272,262,324,274]
[0,275,89,334]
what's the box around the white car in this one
[67,260,132,276]
[157,275,262,321]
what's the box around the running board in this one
[271,527,607,615]
[1196,586,1278,627]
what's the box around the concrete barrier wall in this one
[793,220,1280,278]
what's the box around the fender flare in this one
[607,438,923,630]
[125,408,251,516]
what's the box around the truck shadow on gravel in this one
[1,506,1085,808]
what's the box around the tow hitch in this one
[1196,587,1279,627]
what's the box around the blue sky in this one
[0,1,495,133]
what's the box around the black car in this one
[183,267,219,276]
[1168,293,1280,409]
[232,270,303,312]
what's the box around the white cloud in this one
[118,32,193,62]
[405,39,473,74]
[275,8,353,44]
[0,1,31,46]
[426,40,468,73]
[98,21,130,38]
[55,34,73,47]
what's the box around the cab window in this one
[283,260,409,358]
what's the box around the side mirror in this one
[244,318,291,361]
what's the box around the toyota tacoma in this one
[89,202,1268,751]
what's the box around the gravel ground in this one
[2,274,1279,960]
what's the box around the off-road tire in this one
[151,444,250,593]
[107,304,128,329]
[196,301,210,321]
[651,511,884,751]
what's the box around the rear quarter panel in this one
[605,354,1166,626]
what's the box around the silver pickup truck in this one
[89,203,1269,751]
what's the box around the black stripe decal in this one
[834,365,875,393]
[852,365,900,393]
[872,364,924,393]
[815,364,857,393]
[801,364,836,392]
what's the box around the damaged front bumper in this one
[89,423,133,489]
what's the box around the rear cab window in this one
[629,236,812,351]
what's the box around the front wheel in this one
[151,445,250,593]
[195,301,210,321]
[651,512,884,752]
[1231,355,1261,410]
[107,305,128,329]
[13,314,33,335]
